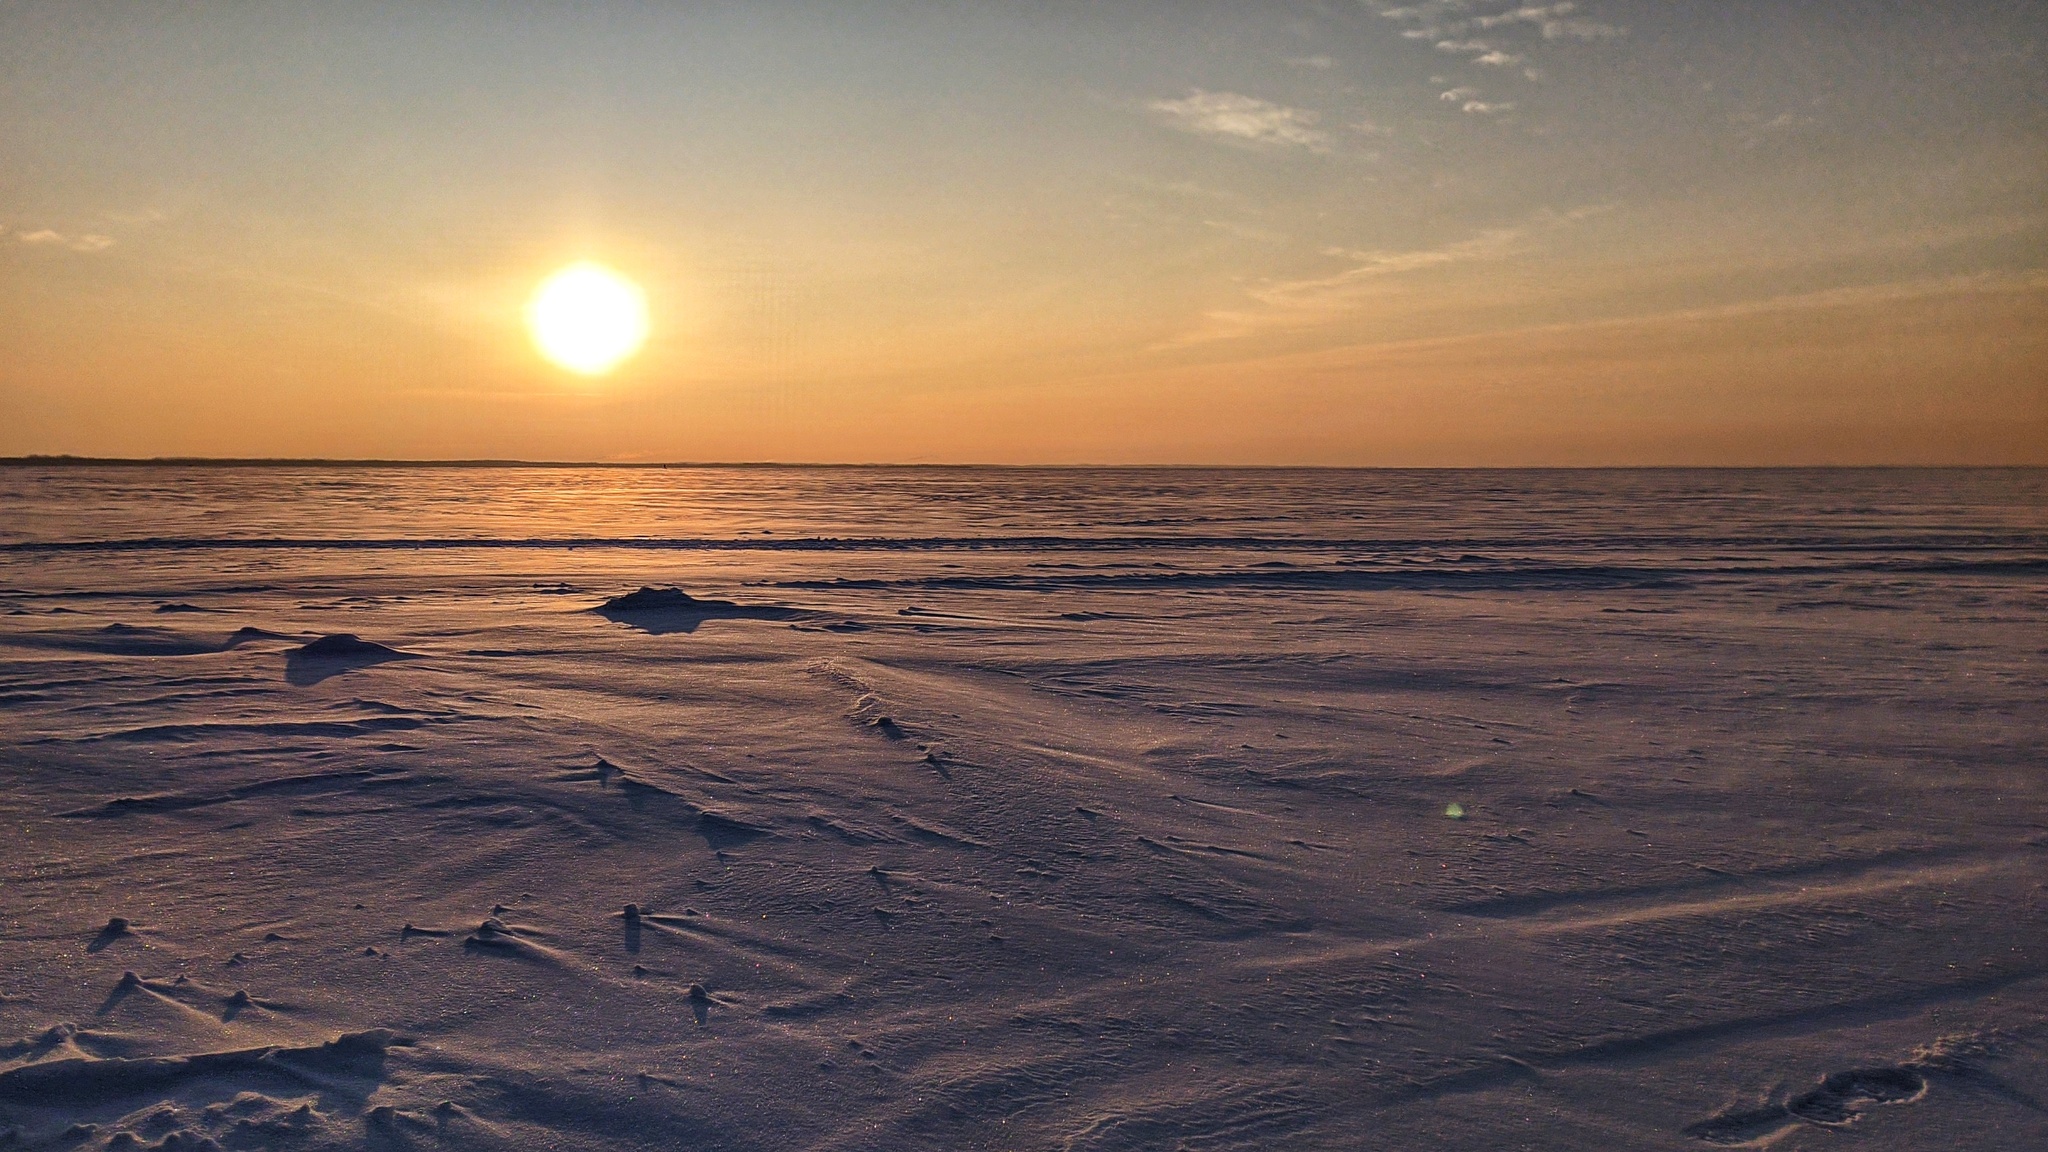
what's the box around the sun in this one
[525,262,649,376]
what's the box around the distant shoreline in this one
[0,456,2036,471]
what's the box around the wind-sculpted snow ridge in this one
[0,1028,412,1148]
[593,586,811,634]
[0,622,296,657]
[281,634,419,685]
[0,1028,407,1104]
[2,466,2045,1151]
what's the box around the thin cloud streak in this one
[1170,204,1623,346]
[1260,270,2048,363]
[1158,267,2045,373]
[11,227,115,252]
[1381,0,1624,103]
[1380,1,1623,40]
[1148,90,1330,151]
[1167,226,1532,345]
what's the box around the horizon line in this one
[1,455,2043,471]
[5,455,2045,471]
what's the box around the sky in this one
[2,1,2043,464]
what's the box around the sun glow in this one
[525,263,650,376]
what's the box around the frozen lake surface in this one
[2,465,2044,1150]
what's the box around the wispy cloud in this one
[1149,91,1329,151]
[1171,204,1615,345]
[1471,4,1623,40]
[1170,226,1529,344]
[1435,38,1525,66]
[1203,219,1291,243]
[10,227,114,252]
[1377,1,1472,26]
[1365,271,2048,359]
[1471,3,1559,27]
[1313,229,1527,277]
[1734,111,1816,147]
[1378,1,1624,102]
[1438,86,1514,113]
[1287,54,1336,69]
[1392,1,1624,40]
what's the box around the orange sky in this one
[2,3,2043,463]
